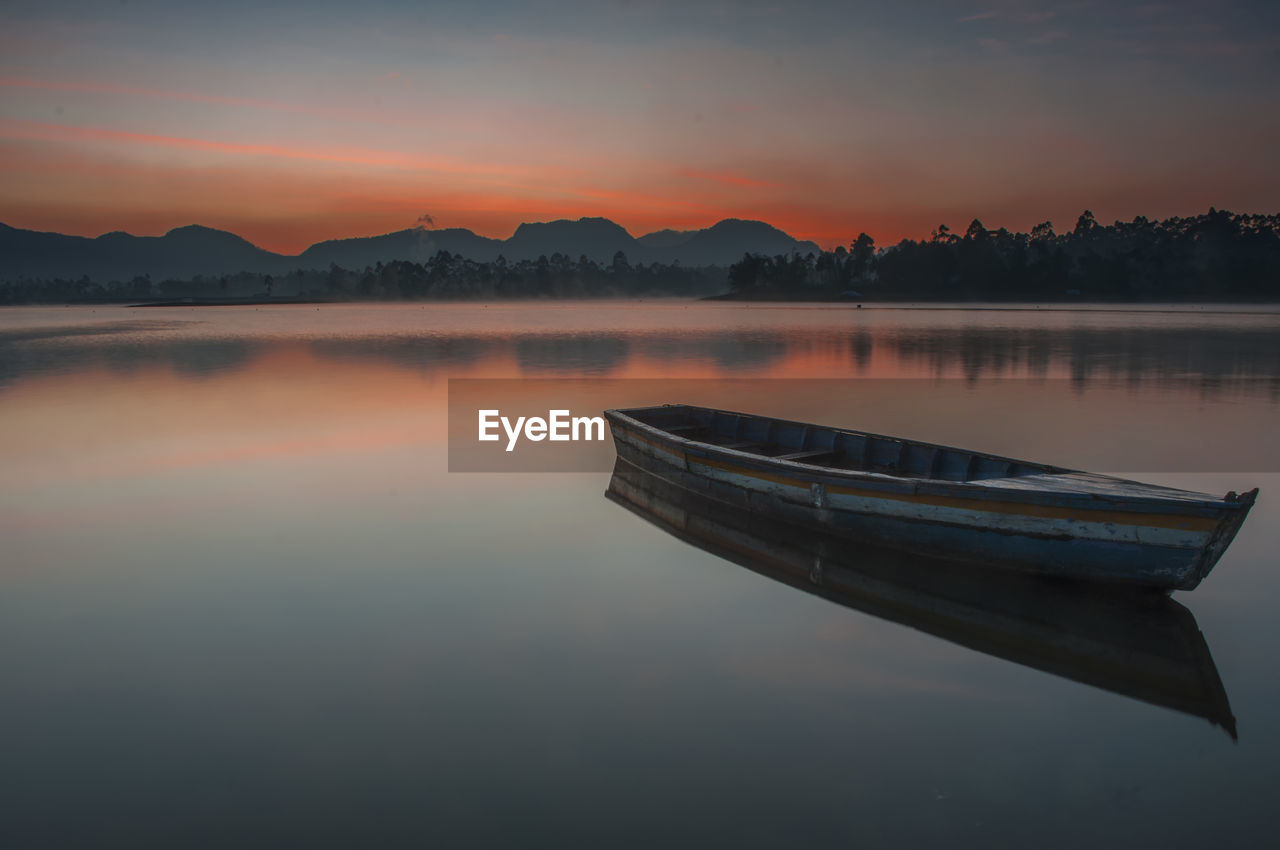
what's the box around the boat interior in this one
[621,404,1063,482]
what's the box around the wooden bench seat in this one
[715,440,766,451]
[776,448,839,463]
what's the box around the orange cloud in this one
[0,118,573,182]
[0,132,949,253]
[0,136,767,251]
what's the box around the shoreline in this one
[2,294,1278,311]
[128,296,338,307]
[703,291,1280,308]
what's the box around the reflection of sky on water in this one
[4,304,1280,394]
[1,303,1279,847]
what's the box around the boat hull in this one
[606,408,1256,591]
[605,457,1237,738]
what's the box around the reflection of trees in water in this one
[316,334,636,375]
[316,331,798,375]
[635,331,869,373]
[0,343,94,388]
[624,333,787,372]
[514,335,630,374]
[4,323,1278,400]
[887,327,1280,397]
[0,319,195,344]
[0,329,795,387]
[103,340,257,378]
[5,331,761,385]
[0,336,257,388]
[706,335,789,371]
[851,331,873,370]
[317,331,795,375]
[893,329,1051,381]
[309,337,499,372]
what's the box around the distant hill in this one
[505,217,636,264]
[0,223,286,281]
[297,227,506,269]
[635,228,698,249]
[644,219,819,266]
[0,217,822,281]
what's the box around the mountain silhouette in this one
[0,217,821,281]
[645,219,817,266]
[0,222,285,281]
[505,217,635,263]
[635,228,699,249]
[297,227,506,269]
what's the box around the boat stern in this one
[1180,488,1259,590]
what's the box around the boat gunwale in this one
[604,404,1241,517]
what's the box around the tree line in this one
[4,208,1279,304]
[0,251,724,304]
[727,209,1280,300]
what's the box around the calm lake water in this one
[2,301,1278,847]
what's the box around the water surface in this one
[2,302,1278,847]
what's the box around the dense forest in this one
[727,209,1280,300]
[3,208,1278,304]
[0,251,724,304]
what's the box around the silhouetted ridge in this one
[0,215,821,281]
[659,219,820,265]
[506,217,636,263]
[297,228,506,270]
[636,228,697,249]
[0,222,279,281]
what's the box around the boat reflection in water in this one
[606,458,1237,740]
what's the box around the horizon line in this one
[0,214,819,255]
[3,204,1273,257]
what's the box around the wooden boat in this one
[605,458,1237,738]
[603,404,1257,591]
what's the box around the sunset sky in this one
[1,0,1277,254]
